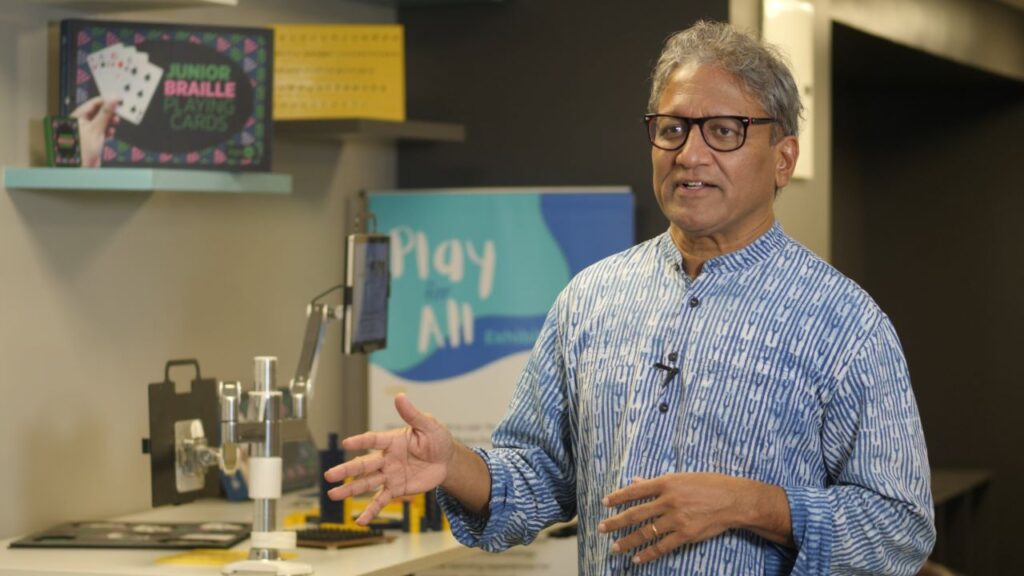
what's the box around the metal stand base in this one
[222,559,313,575]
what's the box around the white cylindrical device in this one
[249,456,283,499]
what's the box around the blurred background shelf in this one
[3,167,292,195]
[34,0,237,10]
[355,0,503,6]
[274,119,466,143]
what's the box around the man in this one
[326,20,935,575]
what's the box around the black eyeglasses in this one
[643,114,777,152]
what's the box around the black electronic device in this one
[343,233,391,354]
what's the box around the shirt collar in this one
[657,221,788,276]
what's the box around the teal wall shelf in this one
[3,167,292,195]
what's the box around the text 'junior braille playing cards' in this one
[58,20,273,171]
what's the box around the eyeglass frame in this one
[643,113,778,153]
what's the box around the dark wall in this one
[397,0,729,243]
[832,23,1024,574]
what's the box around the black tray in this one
[9,521,250,550]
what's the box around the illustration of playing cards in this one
[86,43,164,125]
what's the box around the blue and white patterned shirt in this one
[438,223,935,575]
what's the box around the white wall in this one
[0,0,395,539]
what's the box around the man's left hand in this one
[598,472,772,565]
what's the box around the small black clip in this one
[653,362,680,387]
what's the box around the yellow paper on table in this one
[273,24,405,121]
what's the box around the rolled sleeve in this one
[787,317,934,575]
[783,485,834,574]
[437,447,516,551]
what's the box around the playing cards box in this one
[57,19,273,171]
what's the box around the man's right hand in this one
[324,393,455,525]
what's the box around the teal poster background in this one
[368,188,634,382]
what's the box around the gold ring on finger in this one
[651,523,659,538]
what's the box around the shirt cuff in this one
[436,447,515,552]
[783,485,833,575]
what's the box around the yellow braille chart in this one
[273,24,405,121]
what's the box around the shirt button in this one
[673,263,681,272]
[689,296,700,308]
[668,352,678,362]
[658,403,669,413]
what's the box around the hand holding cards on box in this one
[86,43,164,125]
[68,97,116,167]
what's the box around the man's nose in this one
[675,123,712,165]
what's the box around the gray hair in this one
[648,20,803,140]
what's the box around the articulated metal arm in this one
[288,302,343,419]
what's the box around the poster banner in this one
[367,187,634,448]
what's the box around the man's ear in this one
[773,135,800,190]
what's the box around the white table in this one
[0,494,479,576]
